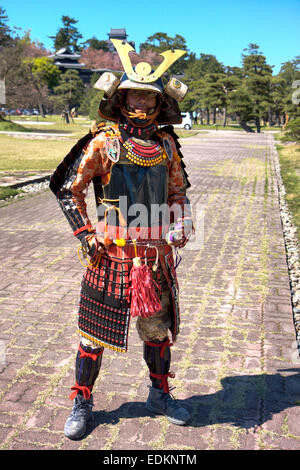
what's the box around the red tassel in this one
[129,257,162,318]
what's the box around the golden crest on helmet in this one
[111,39,186,83]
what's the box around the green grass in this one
[0,115,93,171]
[276,141,300,243]
[0,134,78,171]
[0,119,29,132]
[7,114,93,139]
[193,123,282,132]
[175,129,201,138]
[0,186,20,200]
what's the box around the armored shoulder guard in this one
[160,125,191,189]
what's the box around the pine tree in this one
[180,54,225,123]
[139,32,189,75]
[52,69,84,111]
[84,37,110,51]
[241,44,273,132]
[49,16,83,53]
[270,75,286,125]
[278,57,300,121]
[0,7,13,46]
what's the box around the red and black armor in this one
[51,38,192,436]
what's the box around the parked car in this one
[174,112,193,130]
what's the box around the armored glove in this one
[166,217,194,248]
[76,228,106,260]
[85,234,107,258]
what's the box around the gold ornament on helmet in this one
[110,39,186,83]
[94,39,188,102]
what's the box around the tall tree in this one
[184,53,224,81]
[140,32,187,52]
[181,53,225,123]
[0,6,13,46]
[139,32,189,75]
[22,57,61,115]
[0,41,53,112]
[52,69,84,111]
[277,57,300,121]
[84,37,110,51]
[226,83,255,132]
[240,43,273,132]
[180,77,205,120]
[270,75,286,125]
[203,73,240,125]
[50,16,83,53]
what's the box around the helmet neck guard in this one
[118,115,159,140]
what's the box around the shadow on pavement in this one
[85,368,300,437]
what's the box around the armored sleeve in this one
[166,133,191,221]
[50,131,107,242]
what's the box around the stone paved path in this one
[0,130,300,451]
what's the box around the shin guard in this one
[70,342,104,400]
[143,337,174,393]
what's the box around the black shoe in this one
[64,394,94,440]
[146,386,190,425]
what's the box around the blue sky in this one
[1,0,299,74]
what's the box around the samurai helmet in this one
[94,39,188,125]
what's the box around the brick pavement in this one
[0,130,300,451]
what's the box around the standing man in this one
[50,39,193,440]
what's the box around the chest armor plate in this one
[94,139,169,237]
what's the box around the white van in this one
[174,112,193,130]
